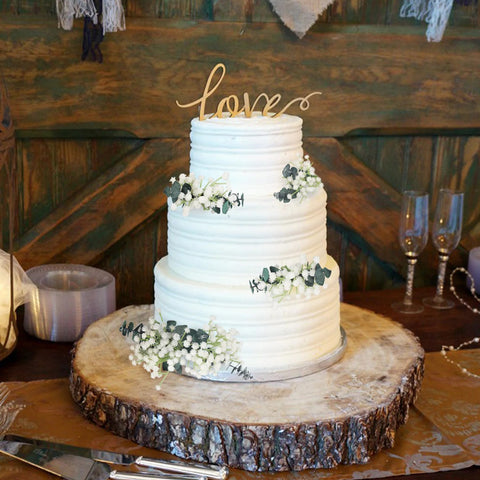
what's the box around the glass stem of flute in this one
[433,253,449,301]
[403,256,418,306]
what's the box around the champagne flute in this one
[392,191,429,314]
[423,189,464,309]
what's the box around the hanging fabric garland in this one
[102,0,126,34]
[268,0,335,38]
[399,0,454,42]
[56,0,125,62]
[81,0,104,62]
[56,0,98,30]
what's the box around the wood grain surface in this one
[70,303,424,471]
[1,19,479,138]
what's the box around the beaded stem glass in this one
[392,191,429,314]
[423,189,464,310]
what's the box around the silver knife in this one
[3,435,228,480]
[0,440,201,480]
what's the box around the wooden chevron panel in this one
[306,138,402,267]
[14,139,189,270]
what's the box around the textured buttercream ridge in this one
[191,112,303,134]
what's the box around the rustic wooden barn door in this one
[0,1,479,305]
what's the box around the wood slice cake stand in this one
[70,303,424,472]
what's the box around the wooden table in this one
[1,286,479,480]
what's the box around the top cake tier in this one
[190,113,303,195]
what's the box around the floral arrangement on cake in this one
[274,155,322,203]
[164,172,244,216]
[121,314,251,388]
[249,256,331,301]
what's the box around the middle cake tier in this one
[167,189,328,286]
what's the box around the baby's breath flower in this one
[122,314,244,389]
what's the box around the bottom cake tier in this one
[154,255,342,379]
[70,303,424,472]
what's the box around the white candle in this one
[467,247,480,294]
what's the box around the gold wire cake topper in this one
[176,63,322,121]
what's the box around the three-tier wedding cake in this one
[153,110,343,381]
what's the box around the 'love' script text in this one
[176,63,321,121]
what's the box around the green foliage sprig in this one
[249,256,332,301]
[274,155,322,203]
[164,172,244,216]
[121,315,251,388]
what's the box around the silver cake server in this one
[0,440,206,480]
[3,435,228,480]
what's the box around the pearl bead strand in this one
[440,267,480,379]
[449,267,480,315]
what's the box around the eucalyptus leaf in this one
[274,187,291,203]
[314,265,325,285]
[166,320,177,331]
[262,267,270,282]
[169,181,181,203]
[133,323,145,337]
[119,320,132,337]
[174,363,183,374]
[305,276,314,287]
[287,188,297,199]
[222,199,230,214]
[174,324,188,335]
[189,328,209,344]
[197,329,209,343]
[282,164,292,178]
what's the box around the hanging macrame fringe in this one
[400,0,454,42]
[102,0,126,33]
[56,0,125,34]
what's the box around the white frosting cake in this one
[154,112,342,381]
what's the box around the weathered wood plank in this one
[16,138,144,233]
[13,138,189,269]
[98,215,165,307]
[1,17,479,138]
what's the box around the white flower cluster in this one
[274,154,323,203]
[164,172,244,216]
[128,316,241,390]
[249,255,332,301]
